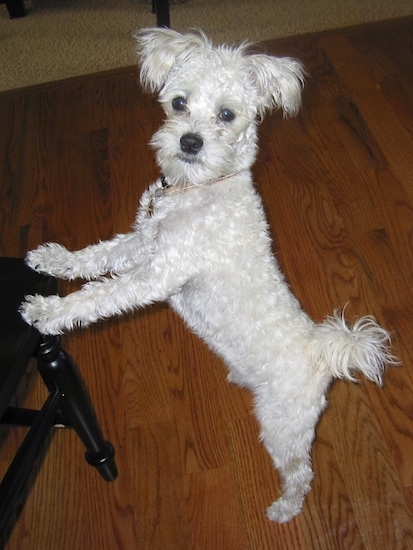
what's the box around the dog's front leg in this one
[20,258,188,334]
[26,232,141,281]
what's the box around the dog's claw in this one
[26,243,75,279]
[20,294,65,335]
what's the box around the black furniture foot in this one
[35,335,118,482]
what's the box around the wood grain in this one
[1,16,413,549]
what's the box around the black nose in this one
[180,133,203,155]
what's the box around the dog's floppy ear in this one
[245,54,305,118]
[135,28,208,93]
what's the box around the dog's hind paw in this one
[26,243,75,279]
[266,497,303,523]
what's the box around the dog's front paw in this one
[26,243,75,279]
[266,497,302,523]
[20,294,66,335]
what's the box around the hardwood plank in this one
[164,317,233,475]
[320,34,413,202]
[121,310,174,426]
[328,382,413,549]
[227,416,307,549]
[183,467,249,549]
[130,422,190,549]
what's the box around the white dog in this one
[20,28,397,522]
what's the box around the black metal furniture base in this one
[0,257,117,543]
[152,0,170,28]
[2,0,26,18]
[3,0,170,26]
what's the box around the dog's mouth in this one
[177,152,202,165]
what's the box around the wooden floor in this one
[1,16,413,550]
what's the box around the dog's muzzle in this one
[180,133,204,155]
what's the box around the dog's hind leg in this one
[254,378,329,522]
[265,448,314,523]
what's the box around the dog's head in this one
[135,28,305,186]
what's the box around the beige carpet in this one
[1,0,413,92]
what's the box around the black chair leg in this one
[5,0,26,18]
[35,336,118,482]
[0,391,61,539]
[152,0,170,28]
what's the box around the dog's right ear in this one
[135,28,208,93]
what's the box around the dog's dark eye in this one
[218,108,235,122]
[172,97,187,111]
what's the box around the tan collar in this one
[147,171,240,217]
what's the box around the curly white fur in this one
[20,28,397,522]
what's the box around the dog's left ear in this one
[245,54,306,118]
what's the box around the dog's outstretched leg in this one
[21,230,208,334]
[20,262,183,334]
[26,232,142,281]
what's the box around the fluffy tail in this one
[308,310,399,385]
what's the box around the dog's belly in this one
[168,272,314,388]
